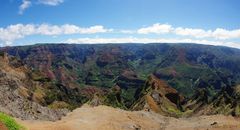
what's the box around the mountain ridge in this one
[1,43,240,118]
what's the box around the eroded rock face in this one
[1,44,240,119]
[2,43,240,112]
[117,70,145,89]
[191,86,240,117]
[0,54,68,121]
[116,70,145,107]
[132,75,184,117]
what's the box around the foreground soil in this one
[17,105,240,130]
[0,122,8,130]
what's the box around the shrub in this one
[0,51,4,57]
[0,112,25,130]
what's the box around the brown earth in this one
[0,121,8,130]
[17,105,240,130]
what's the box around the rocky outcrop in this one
[116,70,145,107]
[0,53,68,121]
[117,70,145,89]
[132,75,184,117]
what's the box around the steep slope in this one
[0,52,67,121]
[132,75,184,117]
[193,85,240,116]
[183,88,210,116]
[2,43,240,99]
[116,70,145,107]
[1,43,240,114]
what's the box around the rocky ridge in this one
[0,52,68,121]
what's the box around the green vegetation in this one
[2,43,240,113]
[0,51,4,57]
[234,105,240,116]
[104,93,126,109]
[166,106,184,117]
[0,112,25,130]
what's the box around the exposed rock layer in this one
[0,53,68,121]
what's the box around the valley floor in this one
[17,105,240,130]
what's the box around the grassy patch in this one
[166,107,184,117]
[0,112,25,130]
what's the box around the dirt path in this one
[17,105,240,130]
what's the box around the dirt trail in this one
[17,105,240,130]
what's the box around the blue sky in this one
[0,0,240,48]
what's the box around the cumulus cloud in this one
[35,24,111,35]
[137,23,240,40]
[38,0,64,6]
[0,24,111,45]
[18,0,64,14]
[212,28,240,40]
[1,22,240,48]
[137,23,173,34]
[0,24,35,43]
[174,27,240,40]
[19,0,31,14]
[65,37,240,49]
[174,27,212,38]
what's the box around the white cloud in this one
[18,0,64,14]
[0,24,35,42]
[120,30,135,34]
[174,27,212,38]
[212,28,240,40]
[38,0,64,6]
[78,25,113,34]
[19,0,31,14]
[36,24,62,35]
[61,24,82,34]
[35,24,111,35]
[1,22,240,48]
[174,27,240,40]
[66,37,145,44]
[137,23,173,34]
[0,24,111,45]
[65,37,240,48]
[137,23,240,40]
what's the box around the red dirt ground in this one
[0,122,8,130]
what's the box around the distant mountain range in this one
[1,43,240,119]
